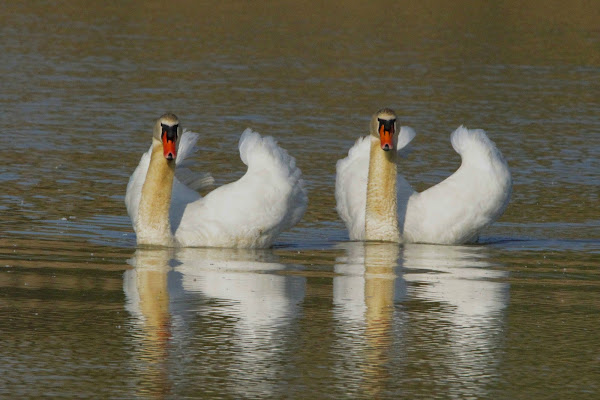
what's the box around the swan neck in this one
[136,141,175,246]
[365,138,400,242]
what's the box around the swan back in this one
[174,128,307,248]
[403,126,512,244]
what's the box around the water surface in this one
[1,1,599,398]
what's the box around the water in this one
[1,1,599,398]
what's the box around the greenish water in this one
[1,1,599,398]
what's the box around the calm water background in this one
[1,1,599,398]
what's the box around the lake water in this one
[1,1,599,398]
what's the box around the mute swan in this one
[125,113,308,248]
[336,108,512,244]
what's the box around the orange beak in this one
[162,135,177,160]
[379,124,394,151]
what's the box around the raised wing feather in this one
[175,128,308,248]
[335,136,370,241]
[403,126,512,244]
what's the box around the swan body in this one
[126,113,308,248]
[336,108,512,245]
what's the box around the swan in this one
[336,108,512,245]
[125,113,308,248]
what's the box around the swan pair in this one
[125,110,511,248]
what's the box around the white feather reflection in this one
[124,247,305,399]
[175,247,305,329]
[332,242,509,398]
[402,243,509,398]
[402,243,509,317]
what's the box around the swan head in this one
[370,108,397,151]
[153,113,182,161]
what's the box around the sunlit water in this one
[1,1,599,399]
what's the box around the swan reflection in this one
[333,242,509,398]
[124,247,305,398]
[333,242,406,397]
[123,248,175,398]
[402,243,509,317]
[402,243,509,398]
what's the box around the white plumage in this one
[336,112,512,245]
[126,115,307,248]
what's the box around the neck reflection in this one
[332,242,509,398]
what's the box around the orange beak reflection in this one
[379,124,394,151]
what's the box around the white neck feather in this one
[136,140,175,246]
[365,138,400,242]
